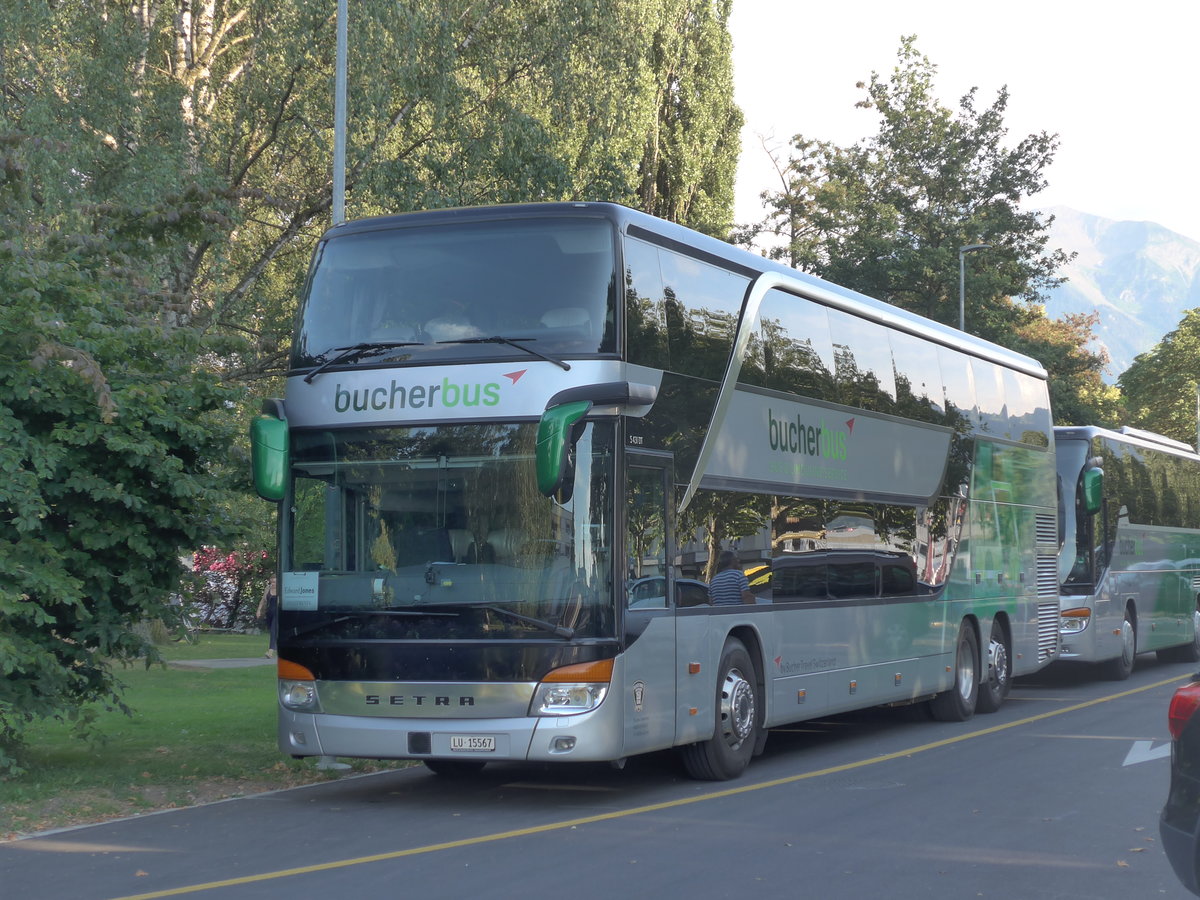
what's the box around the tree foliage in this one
[747,37,1111,424]
[0,0,740,771]
[0,139,246,772]
[3,0,741,385]
[1119,309,1200,445]
[1008,310,1121,427]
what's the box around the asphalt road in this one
[2,654,1196,900]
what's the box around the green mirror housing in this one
[536,400,591,497]
[251,414,289,502]
[1081,465,1103,516]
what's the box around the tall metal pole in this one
[332,0,348,226]
[958,253,965,331]
[957,244,991,331]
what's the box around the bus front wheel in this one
[681,638,759,781]
[929,622,979,722]
[1103,606,1137,680]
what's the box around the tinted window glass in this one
[658,248,748,380]
[826,308,897,412]
[746,290,835,400]
[294,218,616,368]
[624,237,668,365]
[891,330,944,423]
[1007,369,1052,447]
[972,358,1009,440]
[939,347,977,432]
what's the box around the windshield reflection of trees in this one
[288,424,613,638]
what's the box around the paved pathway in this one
[170,657,276,668]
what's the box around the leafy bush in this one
[0,136,247,775]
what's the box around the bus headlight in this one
[530,658,614,717]
[531,682,609,716]
[276,659,320,711]
[1060,607,1092,635]
[280,679,320,711]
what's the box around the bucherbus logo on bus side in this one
[767,409,853,461]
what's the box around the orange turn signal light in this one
[278,658,316,681]
[541,658,615,683]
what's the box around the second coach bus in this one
[1057,425,1200,678]
[252,202,1060,780]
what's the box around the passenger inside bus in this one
[708,550,755,605]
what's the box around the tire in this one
[976,619,1011,714]
[1102,606,1137,680]
[423,758,487,776]
[681,638,760,781]
[929,622,979,722]
[1159,604,1200,664]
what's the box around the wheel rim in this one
[988,636,1009,690]
[957,638,977,702]
[1119,617,1136,665]
[720,667,756,749]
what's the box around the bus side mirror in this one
[251,414,289,502]
[1081,466,1103,516]
[536,400,591,499]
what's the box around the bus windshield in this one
[1056,436,1093,588]
[292,217,617,370]
[283,422,616,640]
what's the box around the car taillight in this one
[1168,681,1200,741]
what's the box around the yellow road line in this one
[112,673,1185,900]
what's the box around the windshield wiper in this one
[287,608,458,640]
[481,604,575,639]
[438,336,570,371]
[303,341,421,383]
[424,601,574,639]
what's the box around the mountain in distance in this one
[1037,206,1200,382]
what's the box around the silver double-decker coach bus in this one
[251,202,1060,780]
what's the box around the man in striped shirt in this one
[708,550,755,605]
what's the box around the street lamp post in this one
[332,0,348,225]
[958,243,991,332]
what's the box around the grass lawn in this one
[0,633,404,839]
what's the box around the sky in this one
[728,0,1200,242]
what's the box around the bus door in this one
[622,455,676,754]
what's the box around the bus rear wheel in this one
[976,619,1011,714]
[681,638,759,781]
[929,622,979,722]
[1159,604,1200,664]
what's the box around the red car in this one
[1162,675,1200,895]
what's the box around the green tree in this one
[1008,310,1121,427]
[0,137,245,773]
[749,36,1107,420]
[2,1,739,387]
[635,0,741,236]
[1119,308,1200,445]
[759,37,1068,336]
